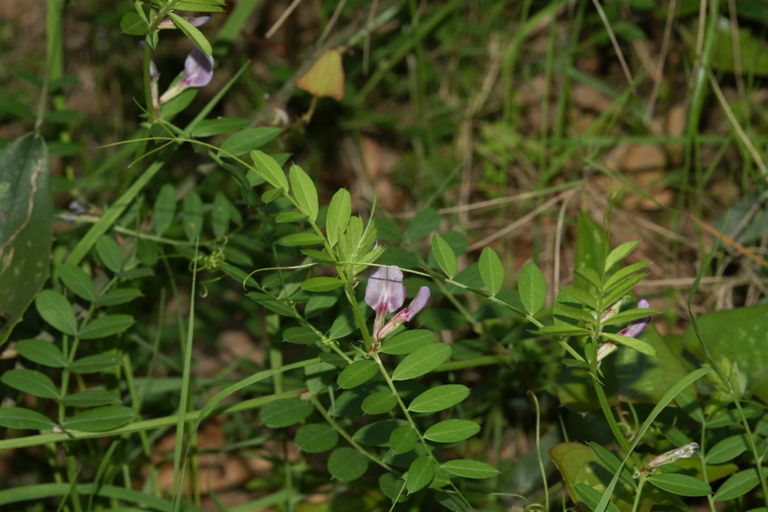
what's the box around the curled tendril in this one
[189,246,226,273]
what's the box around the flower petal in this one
[618,299,651,339]
[401,286,430,321]
[365,266,405,314]
[184,49,214,88]
[596,341,618,363]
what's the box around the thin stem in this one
[143,35,155,123]
[528,391,550,512]
[0,391,306,452]
[631,473,646,512]
[309,395,390,471]
[698,424,717,512]
[373,353,474,510]
[171,242,199,511]
[592,372,642,471]
[345,284,374,351]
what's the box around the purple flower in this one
[365,266,430,345]
[365,266,406,316]
[183,49,215,87]
[617,298,651,339]
[597,299,651,363]
[157,15,210,29]
[159,49,214,104]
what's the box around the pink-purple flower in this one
[365,266,430,347]
[618,299,651,338]
[157,49,214,105]
[597,299,651,363]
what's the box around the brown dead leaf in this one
[664,104,687,164]
[597,143,672,210]
[155,454,252,494]
[218,330,265,367]
[603,144,666,173]
[572,82,614,113]
[150,417,272,496]
[296,49,345,100]
[193,347,223,378]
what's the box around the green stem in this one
[529,391,550,512]
[65,156,167,266]
[688,252,768,508]
[373,354,473,510]
[122,355,162,496]
[309,395,390,471]
[698,425,717,512]
[170,242,200,511]
[592,372,642,471]
[0,389,305,451]
[143,34,155,122]
[65,455,84,512]
[631,473,646,512]
[345,284,374,351]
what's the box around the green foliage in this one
[714,469,762,501]
[152,184,176,236]
[259,398,313,428]
[119,12,148,36]
[62,405,134,432]
[167,13,212,54]
[35,290,77,336]
[379,329,436,355]
[682,305,768,402]
[295,423,339,453]
[0,408,55,431]
[337,360,379,389]
[409,384,470,413]
[431,235,457,278]
[16,339,67,367]
[326,188,351,247]
[406,456,435,492]
[647,473,711,497]
[362,390,398,414]
[518,261,546,315]
[0,134,52,343]
[441,459,500,479]
[219,127,281,156]
[1,369,59,399]
[392,344,452,381]
[424,419,480,443]
[328,447,368,481]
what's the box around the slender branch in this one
[0,390,304,452]
[309,395,391,471]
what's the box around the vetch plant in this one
[242,166,500,507]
